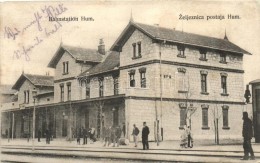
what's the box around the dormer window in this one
[63,61,69,74]
[177,45,185,58]
[220,54,227,63]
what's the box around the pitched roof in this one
[12,74,54,90]
[111,21,251,55]
[48,44,104,68]
[79,51,120,77]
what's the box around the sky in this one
[1,1,259,87]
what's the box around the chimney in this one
[98,38,105,55]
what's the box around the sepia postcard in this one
[0,0,260,162]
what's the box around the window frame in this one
[221,75,228,96]
[132,43,136,58]
[63,61,69,75]
[67,83,71,101]
[113,76,119,95]
[85,79,90,98]
[99,77,104,97]
[177,45,186,58]
[60,84,64,102]
[129,70,136,87]
[220,53,227,63]
[199,49,208,61]
[222,105,230,129]
[137,41,142,57]
[139,67,146,88]
[202,107,209,129]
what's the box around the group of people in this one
[103,125,122,147]
[76,127,96,145]
[131,122,150,150]
[37,129,51,144]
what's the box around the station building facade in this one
[1,20,251,142]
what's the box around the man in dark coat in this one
[45,129,50,144]
[241,112,255,160]
[38,130,41,142]
[142,122,150,150]
[114,125,122,147]
[82,127,88,145]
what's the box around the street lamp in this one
[187,103,196,130]
[32,90,38,151]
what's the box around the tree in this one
[92,100,105,139]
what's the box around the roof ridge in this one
[134,22,229,42]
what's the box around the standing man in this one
[132,124,139,147]
[142,122,149,150]
[241,112,255,160]
[122,123,126,138]
[38,129,41,142]
[82,127,88,145]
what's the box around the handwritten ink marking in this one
[13,36,43,61]
[45,21,62,37]
[42,3,68,18]
[4,27,20,40]
[22,11,43,34]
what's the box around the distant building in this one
[1,20,251,141]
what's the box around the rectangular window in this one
[220,54,226,63]
[221,76,227,94]
[24,91,26,103]
[177,45,185,57]
[132,43,136,58]
[137,42,141,57]
[140,72,146,88]
[67,83,71,101]
[201,74,207,93]
[223,108,229,128]
[130,74,135,87]
[202,108,208,128]
[180,108,186,128]
[113,77,119,95]
[99,78,104,97]
[63,61,69,74]
[85,79,90,98]
[27,90,29,103]
[60,85,64,102]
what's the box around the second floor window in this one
[221,75,227,94]
[85,79,90,98]
[177,45,185,58]
[199,49,207,61]
[201,73,207,93]
[113,76,119,95]
[139,67,146,88]
[99,78,104,97]
[60,84,64,102]
[67,83,71,101]
[137,42,142,57]
[24,90,29,103]
[132,43,136,58]
[63,61,69,74]
[220,54,226,63]
[130,73,135,87]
